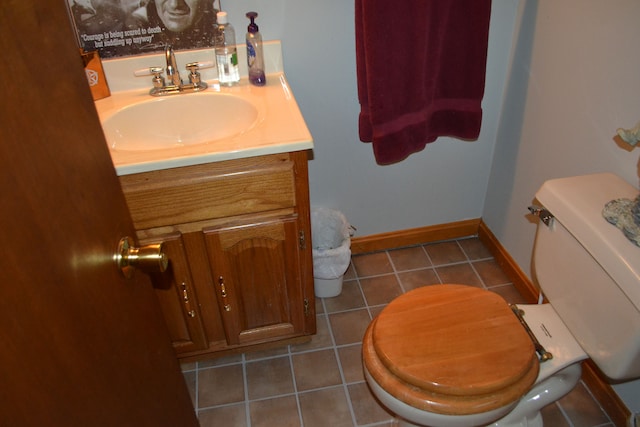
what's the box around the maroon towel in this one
[356,0,492,165]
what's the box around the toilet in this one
[363,173,640,427]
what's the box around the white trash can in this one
[311,208,352,298]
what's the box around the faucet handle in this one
[134,67,165,89]
[185,61,214,85]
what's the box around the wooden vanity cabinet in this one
[119,151,316,359]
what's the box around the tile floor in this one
[181,237,615,427]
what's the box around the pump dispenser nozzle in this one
[246,11,259,33]
[245,11,266,86]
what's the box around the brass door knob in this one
[116,236,168,278]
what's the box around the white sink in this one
[102,93,259,151]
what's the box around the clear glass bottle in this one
[214,11,240,86]
[245,11,266,86]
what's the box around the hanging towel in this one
[356,0,492,165]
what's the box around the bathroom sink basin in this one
[101,92,259,151]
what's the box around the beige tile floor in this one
[182,237,615,427]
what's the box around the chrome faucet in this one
[134,44,212,96]
[165,45,182,87]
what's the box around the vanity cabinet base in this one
[119,151,316,358]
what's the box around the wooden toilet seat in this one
[363,284,539,415]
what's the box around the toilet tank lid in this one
[536,173,640,312]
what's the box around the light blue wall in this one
[222,1,519,236]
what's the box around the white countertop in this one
[96,41,313,176]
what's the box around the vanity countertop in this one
[95,41,313,176]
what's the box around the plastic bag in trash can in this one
[311,208,352,280]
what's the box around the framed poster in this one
[67,0,221,58]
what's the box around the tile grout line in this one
[419,243,445,285]
[457,239,493,290]
[555,400,577,427]
[322,295,361,426]
[384,250,405,295]
[351,259,492,281]
[355,250,400,426]
[334,339,359,426]
[286,343,305,426]
[577,379,616,426]
[355,276,376,321]
[419,244,435,269]
[194,361,200,416]
[241,353,251,427]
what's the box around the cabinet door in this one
[144,233,208,354]
[204,216,306,345]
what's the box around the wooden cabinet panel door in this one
[145,233,208,354]
[204,217,306,345]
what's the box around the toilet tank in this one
[534,173,640,380]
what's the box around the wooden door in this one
[204,216,307,345]
[0,2,198,426]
